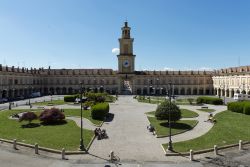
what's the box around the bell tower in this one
[117,21,136,73]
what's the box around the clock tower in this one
[117,21,136,73]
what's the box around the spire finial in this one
[124,18,128,27]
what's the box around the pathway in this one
[87,96,227,162]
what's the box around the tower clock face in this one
[123,60,130,67]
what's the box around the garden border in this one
[162,141,250,156]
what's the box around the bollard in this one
[214,145,218,155]
[239,140,242,150]
[13,139,17,150]
[35,143,39,154]
[62,148,66,160]
[189,149,193,161]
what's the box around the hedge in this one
[91,102,109,120]
[244,103,250,115]
[64,94,79,102]
[227,101,250,115]
[196,96,223,105]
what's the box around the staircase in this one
[122,80,132,95]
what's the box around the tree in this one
[19,112,37,124]
[39,108,65,124]
[155,101,181,122]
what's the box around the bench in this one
[201,106,208,109]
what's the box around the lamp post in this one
[220,82,226,105]
[167,82,173,151]
[79,82,85,151]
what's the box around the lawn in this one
[162,111,250,152]
[146,109,199,118]
[147,116,198,137]
[180,109,199,118]
[32,100,66,106]
[0,110,94,151]
[64,109,103,126]
[197,108,215,112]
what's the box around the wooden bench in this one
[201,106,208,109]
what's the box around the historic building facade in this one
[0,22,248,99]
[213,66,250,98]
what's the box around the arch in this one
[174,88,179,95]
[99,86,104,93]
[62,87,67,94]
[193,88,197,95]
[2,90,7,98]
[226,89,230,97]
[136,88,142,95]
[241,90,246,94]
[14,89,18,97]
[143,87,147,95]
[155,88,160,95]
[106,89,110,94]
[68,87,73,94]
[199,88,204,95]
[214,88,217,95]
[56,87,61,95]
[19,89,24,97]
[248,91,250,95]
[206,89,210,95]
[236,89,240,94]
[180,88,185,95]
[44,87,48,95]
[186,88,191,95]
[162,88,167,95]
[231,89,235,98]
[49,87,55,95]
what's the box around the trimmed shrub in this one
[86,92,107,103]
[19,112,37,123]
[196,97,223,105]
[39,108,65,124]
[227,102,244,113]
[64,94,79,102]
[91,102,109,120]
[244,103,250,115]
[228,101,250,115]
[155,101,181,122]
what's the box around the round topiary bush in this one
[155,101,181,121]
[91,102,109,120]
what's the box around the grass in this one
[197,108,215,112]
[64,109,103,126]
[32,100,66,106]
[147,116,198,137]
[162,110,250,152]
[0,109,94,151]
[146,109,199,118]
[180,109,199,118]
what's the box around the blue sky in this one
[0,0,250,71]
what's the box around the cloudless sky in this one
[0,0,250,71]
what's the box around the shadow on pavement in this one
[105,113,114,122]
